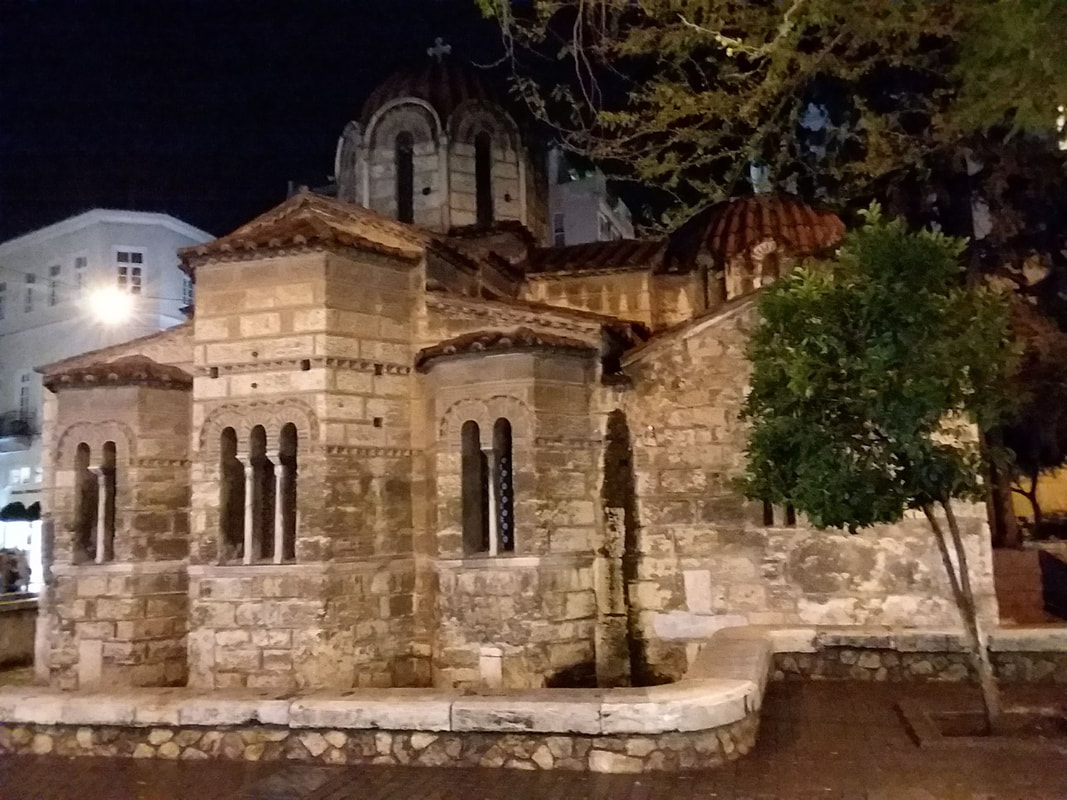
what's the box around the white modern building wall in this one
[546,148,635,246]
[0,210,212,589]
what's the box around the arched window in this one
[474,131,494,226]
[395,131,414,223]
[493,418,515,552]
[278,423,298,561]
[73,442,96,563]
[249,425,274,562]
[219,427,244,560]
[100,441,117,562]
[461,420,489,554]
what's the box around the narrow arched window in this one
[279,423,298,561]
[396,131,414,223]
[73,442,96,563]
[249,425,274,562]
[493,418,514,552]
[219,427,245,560]
[475,131,494,226]
[461,420,489,554]
[101,441,116,562]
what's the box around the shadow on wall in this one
[601,409,671,688]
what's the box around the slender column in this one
[273,456,285,565]
[485,448,498,557]
[242,457,254,565]
[95,469,107,564]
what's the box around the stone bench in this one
[0,625,771,772]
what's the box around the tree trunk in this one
[924,502,1005,734]
[982,428,1020,549]
[1028,473,1043,535]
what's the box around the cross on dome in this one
[426,37,452,62]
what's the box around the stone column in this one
[242,457,254,565]
[485,448,498,556]
[273,454,286,565]
[94,469,107,565]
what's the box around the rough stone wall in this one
[363,105,445,229]
[46,563,188,690]
[522,273,654,329]
[41,383,191,689]
[0,714,758,772]
[424,351,601,688]
[188,248,422,690]
[448,107,525,228]
[614,301,997,678]
[186,560,419,690]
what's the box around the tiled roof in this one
[415,327,595,371]
[668,193,845,267]
[525,239,667,275]
[178,191,429,268]
[44,355,192,392]
[360,58,497,127]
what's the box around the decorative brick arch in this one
[198,399,319,455]
[447,102,521,153]
[365,99,444,150]
[439,394,532,448]
[55,421,136,466]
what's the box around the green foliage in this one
[740,209,1014,531]
[479,1,1067,226]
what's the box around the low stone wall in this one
[0,627,770,773]
[770,627,1067,684]
[0,595,36,668]
[0,718,758,772]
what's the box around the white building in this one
[547,149,635,247]
[0,210,212,589]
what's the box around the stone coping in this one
[0,595,37,614]
[0,627,769,738]
[3,625,1059,739]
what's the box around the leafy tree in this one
[740,209,1014,730]
[478,0,1067,227]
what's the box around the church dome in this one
[359,52,498,128]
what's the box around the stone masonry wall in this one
[425,351,601,688]
[0,714,758,772]
[616,301,997,679]
[46,563,187,690]
[186,560,420,690]
[773,649,1067,684]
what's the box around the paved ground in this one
[1,682,1064,799]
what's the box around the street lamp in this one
[87,287,133,325]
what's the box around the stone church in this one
[34,54,994,693]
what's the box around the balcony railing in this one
[0,413,37,451]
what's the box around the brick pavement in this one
[0,682,1064,799]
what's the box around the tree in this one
[740,209,1014,731]
[479,1,1067,227]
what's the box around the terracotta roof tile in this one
[360,58,498,127]
[44,355,192,392]
[415,327,595,371]
[525,239,667,275]
[667,194,845,267]
[179,191,428,268]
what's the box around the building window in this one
[278,422,298,562]
[0,282,6,320]
[493,418,515,552]
[48,265,61,306]
[395,131,415,224]
[461,420,489,555]
[474,131,494,226]
[23,274,35,313]
[73,443,97,563]
[74,256,87,292]
[18,373,31,420]
[598,212,616,242]
[219,427,245,561]
[553,213,566,247]
[182,275,194,307]
[116,250,143,295]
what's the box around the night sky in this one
[0,0,502,241]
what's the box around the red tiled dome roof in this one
[44,355,192,392]
[668,194,845,267]
[360,57,498,127]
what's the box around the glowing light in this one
[87,287,133,325]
